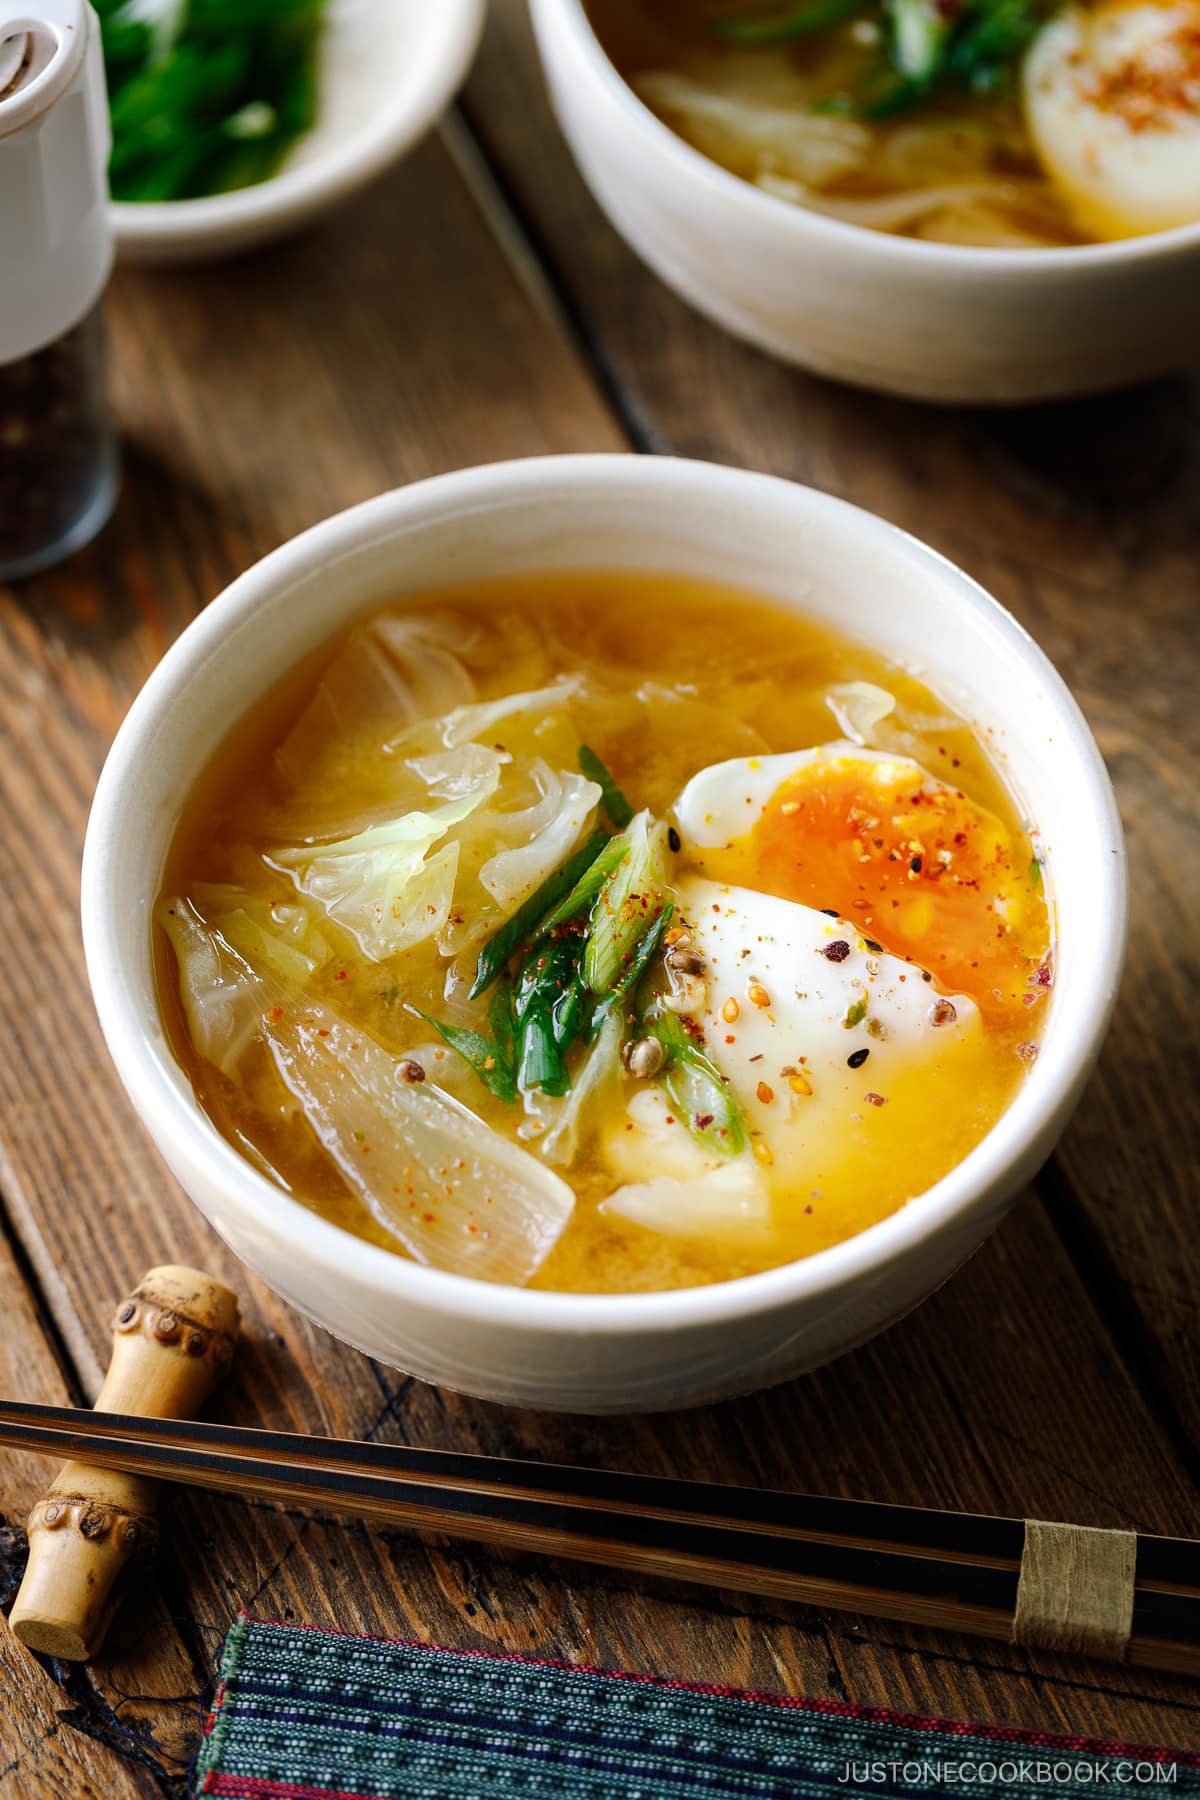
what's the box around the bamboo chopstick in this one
[1,1398,1195,1675]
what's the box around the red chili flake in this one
[695,1113,714,1129]
[336,970,348,982]
[1016,1041,1040,1063]
[864,1091,887,1106]
[267,1005,284,1022]
[821,940,851,962]
[930,999,957,1027]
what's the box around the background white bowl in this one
[81,456,1126,1412]
[529,0,1200,404]
[112,0,484,264]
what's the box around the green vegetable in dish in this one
[712,0,1060,117]
[96,0,327,202]
[577,744,635,830]
[637,994,748,1160]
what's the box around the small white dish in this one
[81,455,1126,1412]
[528,0,1200,404]
[111,0,485,264]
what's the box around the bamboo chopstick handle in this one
[8,1265,239,1661]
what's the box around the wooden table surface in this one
[1,4,1197,1792]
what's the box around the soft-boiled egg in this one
[1023,0,1200,240]
[673,744,1048,1024]
[602,876,986,1234]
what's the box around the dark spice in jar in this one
[0,304,115,581]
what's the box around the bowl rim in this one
[530,0,1200,272]
[81,454,1127,1340]
[110,0,486,250]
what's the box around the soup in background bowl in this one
[81,456,1125,1411]
[585,0,1200,249]
[529,0,1200,400]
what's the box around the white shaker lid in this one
[0,0,113,363]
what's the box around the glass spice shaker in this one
[0,0,116,581]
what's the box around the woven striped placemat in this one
[196,1616,1198,1799]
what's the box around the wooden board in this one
[0,30,1196,1793]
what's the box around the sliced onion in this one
[262,1001,574,1285]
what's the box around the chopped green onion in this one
[517,1010,569,1098]
[411,1008,516,1105]
[1029,856,1043,888]
[97,0,327,203]
[578,745,634,830]
[591,900,675,1032]
[551,971,588,1050]
[531,832,631,944]
[887,0,952,78]
[583,812,668,996]
[639,999,747,1159]
[471,828,608,998]
[489,982,517,1073]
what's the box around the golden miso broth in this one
[584,0,1200,247]
[157,572,1053,1294]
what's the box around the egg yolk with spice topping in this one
[688,750,1048,1025]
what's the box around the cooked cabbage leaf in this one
[272,793,485,961]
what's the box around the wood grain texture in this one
[0,34,1194,1795]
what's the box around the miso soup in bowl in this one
[82,456,1126,1411]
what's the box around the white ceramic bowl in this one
[111,0,484,264]
[81,456,1125,1412]
[529,0,1200,404]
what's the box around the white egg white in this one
[1024,1,1200,239]
[602,878,980,1234]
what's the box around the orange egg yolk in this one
[698,757,1051,1024]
